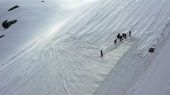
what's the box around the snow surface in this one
[0,0,96,64]
[127,33,170,95]
[95,21,170,95]
[0,0,170,95]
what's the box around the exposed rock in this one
[8,5,19,11]
[0,35,5,38]
[2,20,17,29]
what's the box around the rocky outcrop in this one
[8,5,19,11]
[2,20,17,29]
[0,35,5,38]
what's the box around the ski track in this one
[0,0,170,95]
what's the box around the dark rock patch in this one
[41,1,45,2]
[8,5,19,11]
[2,20,17,29]
[0,35,5,38]
[149,48,155,53]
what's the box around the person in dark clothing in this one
[129,31,131,37]
[114,39,117,45]
[119,35,123,41]
[117,33,123,41]
[122,33,127,39]
[100,50,103,57]
[117,33,120,39]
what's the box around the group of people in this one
[114,31,131,45]
[100,31,132,57]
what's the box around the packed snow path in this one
[0,0,170,95]
[0,36,134,95]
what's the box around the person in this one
[117,33,123,41]
[117,33,120,39]
[114,39,117,45]
[119,35,123,41]
[129,31,131,37]
[122,33,127,39]
[101,50,103,57]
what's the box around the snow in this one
[0,0,96,64]
[0,0,170,95]
[94,0,170,94]
[127,36,170,95]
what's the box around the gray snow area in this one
[127,31,170,95]
[0,0,170,95]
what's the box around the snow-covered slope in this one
[127,26,170,95]
[94,0,170,94]
[95,20,170,95]
[128,40,170,95]
[0,0,170,95]
[0,0,96,64]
